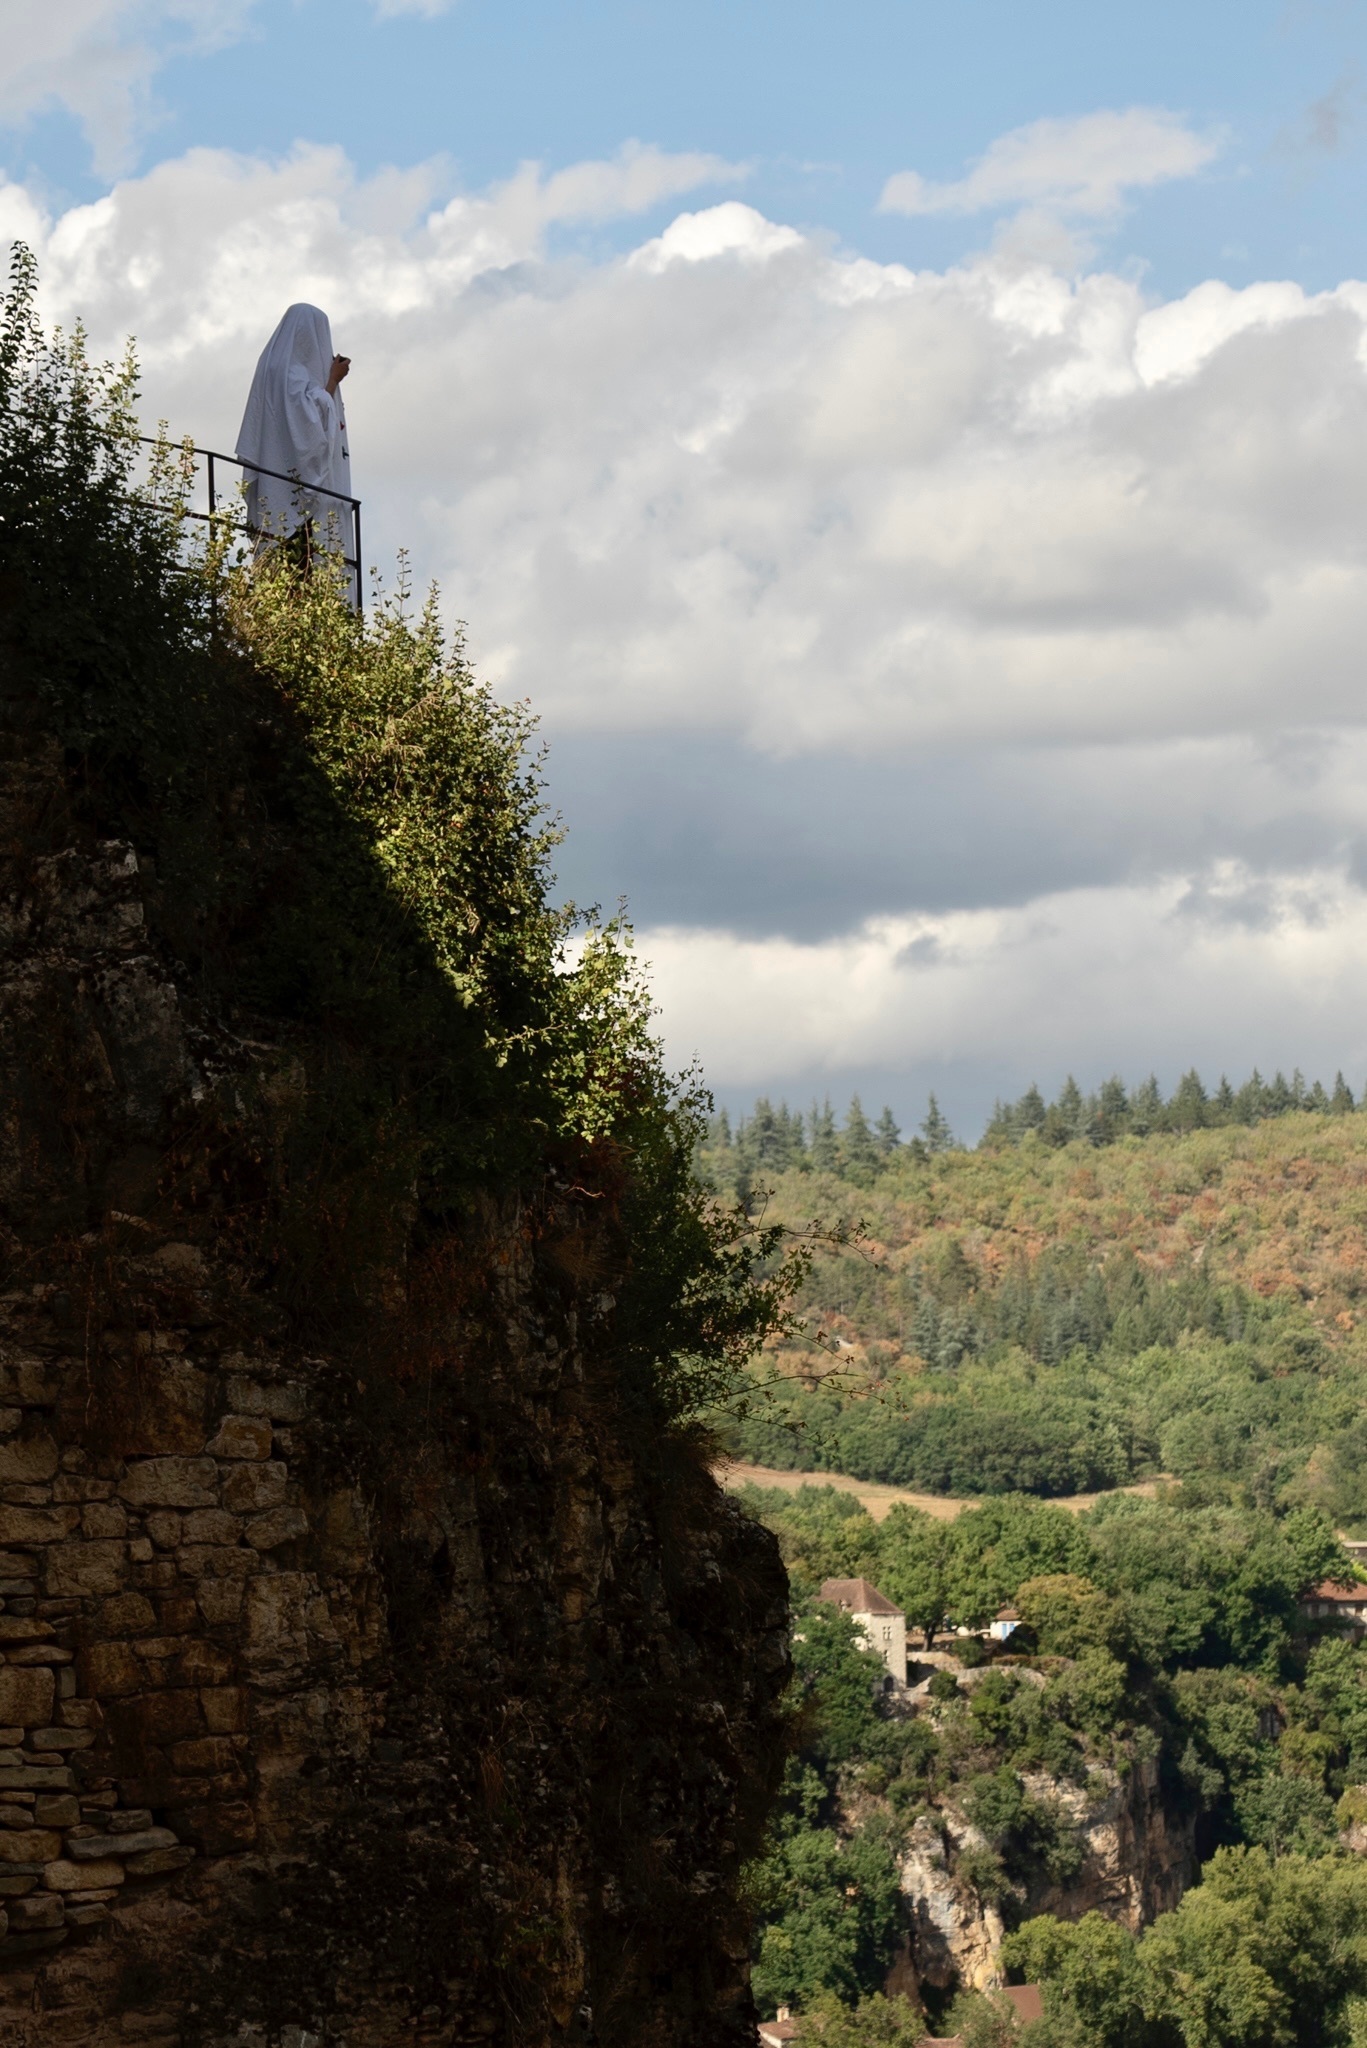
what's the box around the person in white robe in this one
[235,304,352,556]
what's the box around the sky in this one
[6,1,1367,1142]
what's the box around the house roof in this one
[819,1576,904,1617]
[758,2022,801,2046]
[1309,1581,1367,1602]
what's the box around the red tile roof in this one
[819,1576,903,1617]
[1004,1984,1044,2022]
[1309,1581,1367,1601]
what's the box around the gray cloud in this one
[543,728,1367,941]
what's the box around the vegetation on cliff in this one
[0,240,799,1419]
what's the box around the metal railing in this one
[136,434,363,611]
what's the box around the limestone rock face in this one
[0,681,790,2044]
[898,1757,1197,1997]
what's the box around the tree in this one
[1334,1071,1356,1114]
[1056,1076,1086,1137]
[921,1094,954,1154]
[791,1601,893,1768]
[945,1498,1094,1629]
[1169,1070,1209,1132]
[878,1505,951,1647]
[1129,1076,1163,1134]
[1014,1574,1125,1659]
[875,1107,902,1157]
[842,1097,881,1180]
[1015,1084,1047,1134]
[1139,1847,1367,2047]
[750,1818,901,2015]
[801,1993,927,2045]
[1002,1911,1148,2048]
[810,1098,840,1172]
[1097,1075,1130,1138]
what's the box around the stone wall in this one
[0,662,791,2043]
[0,1322,377,1969]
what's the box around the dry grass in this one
[716,1458,1169,1523]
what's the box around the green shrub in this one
[0,242,804,1420]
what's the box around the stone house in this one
[1303,1581,1367,1634]
[818,1577,906,1685]
[758,2009,801,2046]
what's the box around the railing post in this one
[354,502,363,616]
[207,450,216,519]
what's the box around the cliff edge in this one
[0,255,790,2046]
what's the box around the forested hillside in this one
[701,1093,1367,1525]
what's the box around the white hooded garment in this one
[235,303,352,542]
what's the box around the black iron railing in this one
[136,434,363,611]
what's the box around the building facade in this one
[818,1576,907,1685]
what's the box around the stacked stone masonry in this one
[0,1318,376,1969]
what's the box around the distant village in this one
[821,1547,1367,1700]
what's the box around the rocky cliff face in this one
[0,669,790,2044]
[897,1754,1197,1998]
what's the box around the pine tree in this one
[841,1096,880,1178]
[744,1097,807,1175]
[1234,1069,1265,1123]
[1214,1076,1235,1117]
[1306,1079,1331,1113]
[1266,1070,1293,1116]
[1057,1076,1085,1131]
[981,1099,1013,1148]
[921,1094,954,1154]
[1015,1084,1046,1135]
[809,1098,839,1172]
[875,1107,901,1156]
[1169,1069,1209,1132]
[1099,1076,1129,1124]
[1040,1077,1085,1148]
[1130,1076,1163,1134]
[1333,1072,1356,1114]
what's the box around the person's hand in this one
[326,354,351,395]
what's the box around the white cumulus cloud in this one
[0,0,260,175]
[880,108,1220,222]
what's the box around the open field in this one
[717,1458,1170,1523]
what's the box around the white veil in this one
[235,304,352,543]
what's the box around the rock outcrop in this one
[0,649,790,2042]
[897,1754,1197,1997]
